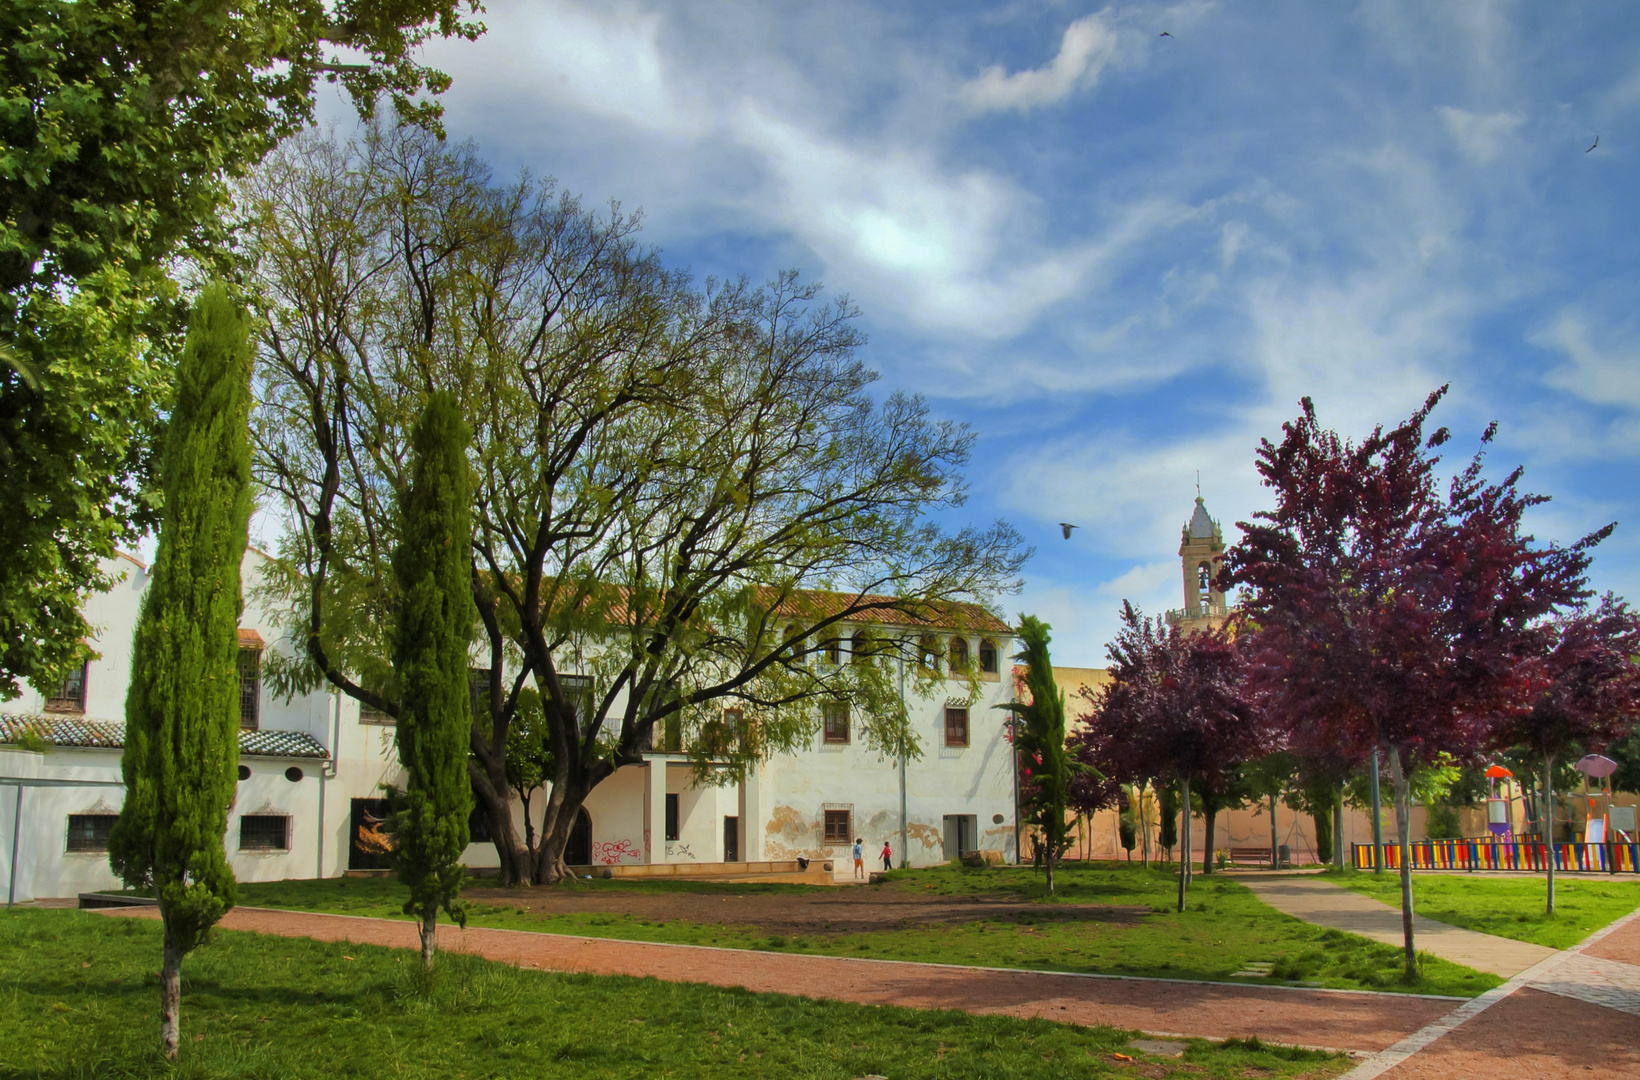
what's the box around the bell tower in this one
[1166,494,1227,634]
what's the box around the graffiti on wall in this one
[665,842,695,859]
[592,839,640,865]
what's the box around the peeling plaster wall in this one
[757,645,1018,868]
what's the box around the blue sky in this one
[317,1,1640,665]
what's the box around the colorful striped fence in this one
[1352,839,1640,873]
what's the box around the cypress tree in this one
[1006,616,1076,895]
[391,390,476,969]
[107,283,253,1059]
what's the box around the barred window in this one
[239,814,290,851]
[823,808,852,845]
[978,639,999,675]
[66,814,117,852]
[46,663,88,713]
[238,648,261,730]
[821,702,850,744]
[944,707,970,748]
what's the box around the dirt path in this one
[460,882,1147,933]
[98,905,1448,1053]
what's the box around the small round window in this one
[992,813,1005,825]
[237,765,250,781]
[284,766,304,782]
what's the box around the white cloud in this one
[1531,309,1640,411]
[1437,106,1525,164]
[961,13,1120,113]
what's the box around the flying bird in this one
[1587,135,1599,153]
[1159,31,1172,37]
[1059,523,1079,540]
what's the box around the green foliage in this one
[107,283,253,954]
[389,392,475,950]
[1118,786,1138,857]
[1006,616,1077,890]
[1157,784,1179,854]
[0,0,481,700]
[1423,803,1462,840]
[1329,871,1640,950]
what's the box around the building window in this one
[45,662,88,713]
[944,707,970,748]
[468,806,492,843]
[822,702,850,744]
[823,808,852,846]
[468,668,491,720]
[559,673,594,727]
[948,637,969,673]
[239,814,290,851]
[850,630,871,666]
[822,636,842,665]
[917,635,941,674]
[1198,562,1213,602]
[358,701,392,724]
[978,639,999,675]
[665,793,680,842]
[238,648,262,730]
[786,624,806,666]
[66,814,117,852]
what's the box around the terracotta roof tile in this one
[0,715,329,759]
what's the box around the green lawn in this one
[225,861,1499,997]
[1,908,1350,1080]
[1321,869,1640,950]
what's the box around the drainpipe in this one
[898,643,909,869]
[1010,678,1021,866]
[6,784,21,908]
[317,690,341,879]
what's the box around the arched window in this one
[978,639,999,675]
[1198,562,1213,602]
[850,630,871,665]
[917,634,941,673]
[948,636,970,673]
[822,636,842,665]
[786,623,806,666]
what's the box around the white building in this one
[2,552,1018,902]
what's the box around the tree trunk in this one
[1544,756,1556,915]
[1333,787,1344,869]
[1045,839,1055,896]
[420,908,438,968]
[1370,747,1384,874]
[1269,793,1279,869]
[469,758,531,886]
[1202,801,1217,875]
[160,919,183,1060]
[1387,744,1418,982]
[1177,778,1191,912]
[1313,808,1333,866]
[1139,781,1150,868]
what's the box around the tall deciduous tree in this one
[106,284,253,1059]
[249,125,1028,886]
[1082,603,1263,910]
[0,0,482,700]
[1227,387,1605,979]
[1003,616,1077,895]
[1491,596,1640,913]
[390,391,475,968]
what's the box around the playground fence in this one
[1351,839,1640,873]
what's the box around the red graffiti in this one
[593,839,639,865]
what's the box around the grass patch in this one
[1,908,1349,1079]
[230,862,1497,997]
[1320,869,1640,950]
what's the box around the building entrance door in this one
[723,816,739,863]
[564,807,592,866]
[942,814,977,861]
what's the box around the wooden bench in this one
[1228,846,1275,867]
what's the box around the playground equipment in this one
[1484,763,1515,838]
[1575,754,1625,845]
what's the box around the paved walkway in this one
[1237,875,1556,976]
